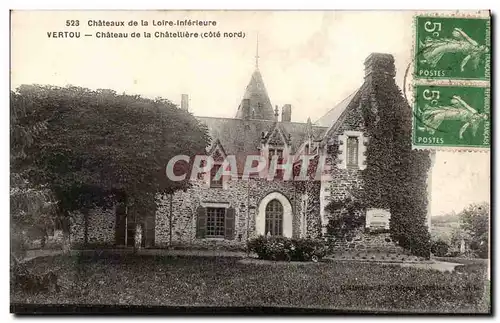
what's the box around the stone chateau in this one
[70,51,412,250]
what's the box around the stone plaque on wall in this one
[365,208,391,230]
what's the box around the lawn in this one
[11,252,490,313]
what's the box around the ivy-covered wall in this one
[322,53,431,257]
[360,54,432,257]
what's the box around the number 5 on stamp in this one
[414,16,491,81]
[413,85,490,149]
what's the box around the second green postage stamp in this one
[415,16,491,80]
[413,84,490,149]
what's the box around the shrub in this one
[325,198,365,242]
[246,235,268,257]
[431,239,450,257]
[247,236,328,262]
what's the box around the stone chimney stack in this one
[281,104,291,122]
[241,99,251,120]
[181,94,189,111]
[364,53,396,80]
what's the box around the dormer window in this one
[268,148,283,165]
[268,147,285,179]
[210,164,223,188]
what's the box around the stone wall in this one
[70,206,116,247]
[320,74,369,242]
[329,231,423,261]
[155,177,321,249]
[323,87,366,200]
[322,115,365,231]
[327,168,363,202]
[303,181,322,238]
[331,230,403,252]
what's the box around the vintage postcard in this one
[10,10,491,314]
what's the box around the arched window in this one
[265,199,283,236]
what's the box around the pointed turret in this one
[235,36,275,120]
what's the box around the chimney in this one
[242,99,251,120]
[364,53,396,79]
[281,104,291,122]
[181,94,189,111]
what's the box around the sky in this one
[10,10,490,216]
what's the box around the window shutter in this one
[224,207,235,240]
[196,206,207,239]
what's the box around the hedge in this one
[247,236,328,262]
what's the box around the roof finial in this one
[255,33,260,69]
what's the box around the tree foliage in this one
[360,56,432,258]
[459,202,489,258]
[10,90,58,255]
[11,85,210,234]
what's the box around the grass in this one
[11,252,490,313]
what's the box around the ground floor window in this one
[206,207,226,238]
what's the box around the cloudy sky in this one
[11,10,490,216]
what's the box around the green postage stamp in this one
[415,16,491,80]
[413,12,491,150]
[413,85,490,149]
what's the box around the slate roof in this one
[197,116,327,157]
[321,87,364,141]
[314,89,360,127]
[234,68,275,120]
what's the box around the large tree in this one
[459,202,489,259]
[11,90,58,256]
[11,85,210,245]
